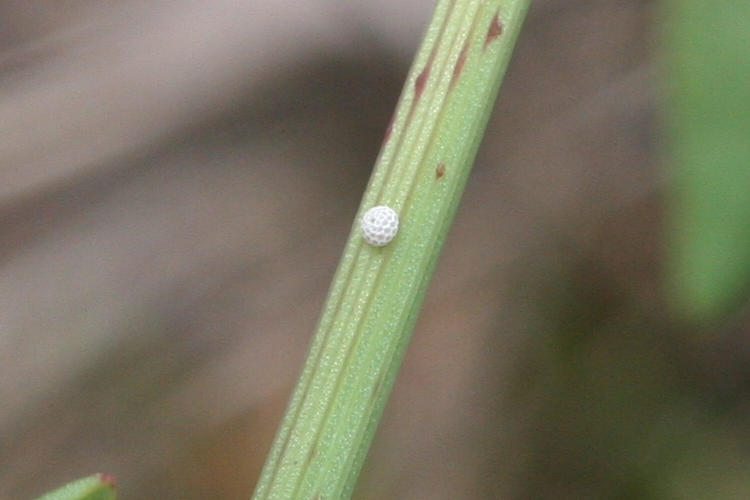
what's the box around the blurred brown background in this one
[4,1,749,499]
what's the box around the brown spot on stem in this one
[484,13,503,49]
[436,163,446,179]
[414,64,430,100]
[307,445,318,464]
[450,41,469,88]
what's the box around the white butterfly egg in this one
[361,205,399,247]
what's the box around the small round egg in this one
[361,205,399,247]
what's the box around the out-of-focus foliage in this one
[35,475,116,500]
[664,0,750,320]
[509,245,750,499]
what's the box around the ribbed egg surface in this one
[360,206,399,247]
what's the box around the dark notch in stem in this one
[450,41,469,88]
[414,63,431,100]
[484,12,503,49]
[382,113,395,145]
[436,163,446,179]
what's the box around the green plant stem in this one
[252,0,528,498]
[35,474,116,500]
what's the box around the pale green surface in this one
[664,1,750,320]
[252,0,529,498]
[35,475,116,500]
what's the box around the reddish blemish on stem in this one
[436,163,446,179]
[484,13,503,49]
[414,64,431,100]
[97,473,117,487]
[450,41,469,88]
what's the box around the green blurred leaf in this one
[664,0,750,320]
[35,474,116,500]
